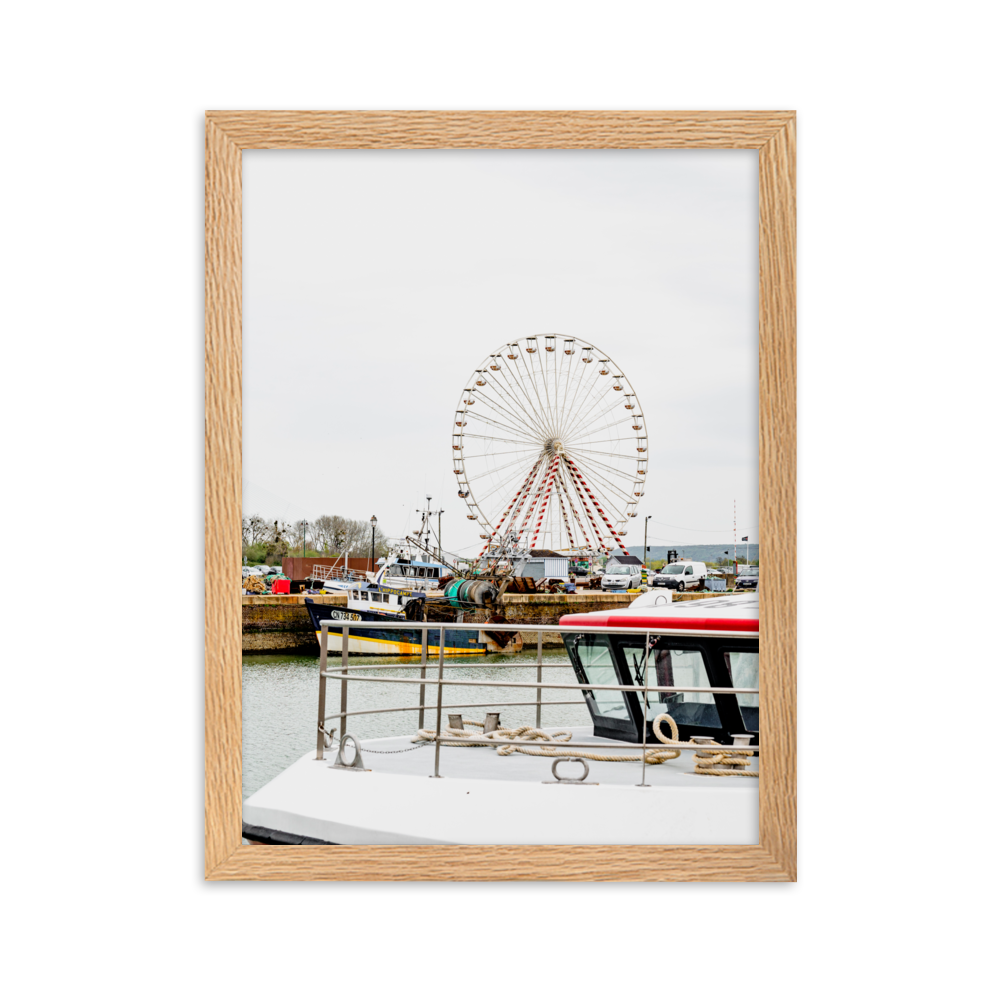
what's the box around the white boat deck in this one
[243,726,759,846]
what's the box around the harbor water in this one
[243,649,592,800]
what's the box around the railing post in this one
[316,621,328,759]
[418,625,428,730]
[339,624,350,743]
[535,630,543,729]
[638,629,651,787]
[432,626,445,778]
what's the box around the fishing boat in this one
[304,574,520,656]
[244,593,760,845]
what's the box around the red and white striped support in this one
[474,456,544,562]
[553,472,577,549]
[527,456,561,549]
[513,457,553,549]
[564,456,630,556]
[555,466,595,551]
[560,462,609,554]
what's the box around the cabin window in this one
[725,651,759,732]
[624,642,721,728]
[575,636,630,720]
[432,568,440,578]
[418,567,426,577]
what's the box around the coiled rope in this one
[412,714,754,773]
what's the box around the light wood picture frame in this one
[205,110,796,881]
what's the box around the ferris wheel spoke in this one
[559,343,590,434]
[536,350,554,430]
[532,350,558,435]
[495,363,555,443]
[474,385,547,441]
[459,446,540,461]
[563,395,629,441]
[512,352,556,438]
[567,416,635,441]
[490,367,541,437]
[482,363,551,438]
[567,448,640,490]
[553,349,564,431]
[562,362,601,433]
[565,454,638,510]
[568,445,635,459]
[459,432,539,448]
[553,351,573,440]
[470,395,542,449]
[481,371,552,439]
[554,346,577,438]
[464,409,543,443]
[473,463,538,508]
[519,349,551,435]
[466,452,540,484]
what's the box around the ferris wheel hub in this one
[543,438,566,457]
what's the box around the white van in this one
[650,560,708,591]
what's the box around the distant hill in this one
[613,543,758,565]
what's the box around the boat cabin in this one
[342,582,413,617]
[378,558,449,584]
[559,594,759,747]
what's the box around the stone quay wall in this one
[242,594,348,653]
[241,591,635,653]
[499,592,632,644]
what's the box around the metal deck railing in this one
[315,619,760,784]
[309,563,363,585]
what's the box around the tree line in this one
[242,514,391,565]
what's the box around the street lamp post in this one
[370,515,377,574]
[643,515,652,586]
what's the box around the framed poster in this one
[206,111,796,880]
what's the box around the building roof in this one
[607,554,643,566]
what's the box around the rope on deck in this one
[412,713,756,773]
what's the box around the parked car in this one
[601,564,644,591]
[735,566,759,591]
[650,561,708,591]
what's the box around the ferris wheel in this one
[452,335,647,565]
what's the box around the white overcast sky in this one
[243,149,758,556]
